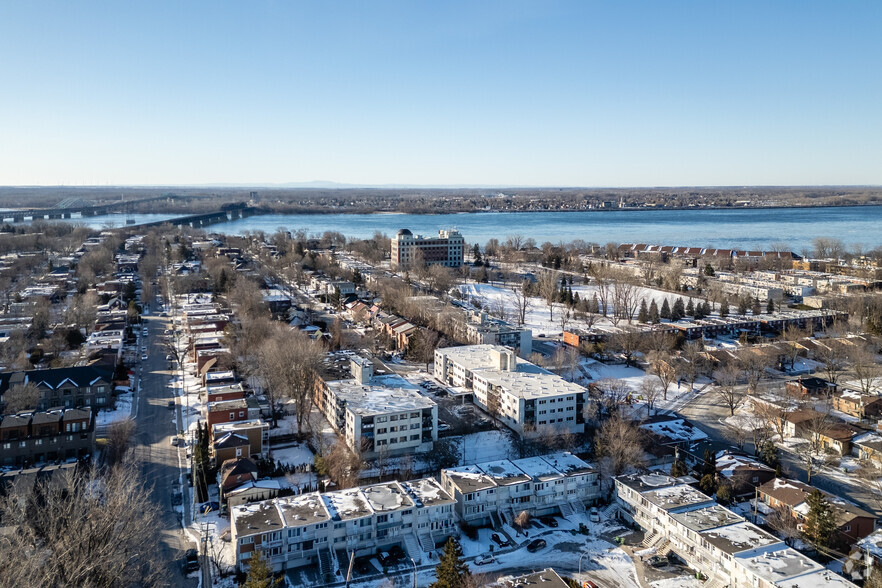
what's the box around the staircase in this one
[703,576,727,588]
[558,502,576,518]
[403,535,422,564]
[599,502,619,518]
[318,547,331,580]
[570,499,587,514]
[654,539,672,557]
[418,533,435,553]
[640,529,658,548]
[327,546,339,576]
[490,511,502,529]
[500,509,512,527]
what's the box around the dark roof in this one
[791,377,834,390]
[219,457,257,483]
[213,433,250,449]
[0,366,112,393]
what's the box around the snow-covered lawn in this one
[461,430,516,464]
[270,442,314,467]
[96,391,134,426]
[650,577,704,588]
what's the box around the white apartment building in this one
[232,477,456,574]
[441,452,599,526]
[434,345,586,438]
[615,473,857,588]
[464,311,532,359]
[391,228,464,269]
[318,357,437,458]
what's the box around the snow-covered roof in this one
[776,569,858,588]
[401,478,455,508]
[734,547,824,583]
[361,481,414,513]
[715,452,774,477]
[276,492,330,527]
[699,521,780,554]
[641,418,708,443]
[443,465,497,493]
[478,459,532,485]
[510,457,563,482]
[540,452,594,475]
[322,488,373,521]
[642,484,714,512]
[325,375,435,417]
[670,504,744,532]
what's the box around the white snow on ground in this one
[650,577,704,588]
[96,390,134,426]
[270,443,314,467]
[583,358,707,414]
[461,430,516,464]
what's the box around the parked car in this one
[526,539,546,553]
[171,491,183,506]
[540,516,558,528]
[183,549,200,573]
[170,436,180,446]
[167,400,175,410]
[490,533,510,548]
[583,582,598,588]
[589,507,600,523]
[647,555,669,568]
[200,502,219,514]
[437,423,451,432]
[141,354,148,361]
[474,553,495,565]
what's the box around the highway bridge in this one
[0,194,199,222]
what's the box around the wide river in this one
[48,205,882,252]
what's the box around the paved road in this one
[677,380,882,518]
[131,309,199,587]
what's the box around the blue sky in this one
[1,1,880,187]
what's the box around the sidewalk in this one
[619,545,653,588]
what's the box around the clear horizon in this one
[1,1,880,187]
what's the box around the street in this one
[130,307,199,587]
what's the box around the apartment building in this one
[464,311,532,359]
[232,477,456,574]
[615,473,857,588]
[434,345,586,438]
[391,228,464,269]
[317,357,437,458]
[440,452,599,526]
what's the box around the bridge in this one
[0,194,199,223]
[133,205,263,229]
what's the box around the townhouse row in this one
[233,451,597,574]
[615,473,857,588]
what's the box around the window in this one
[239,411,245,418]
[390,438,397,444]
[240,536,253,545]
[411,434,419,441]
[377,416,387,423]
[399,436,407,442]
[389,426,397,432]
[410,423,419,430]
[334,522,344,529]
[377,428,387,434]
[411,412,420,418]
[390,415,398,421]
[377,440,387,446]
[229,412,235,420]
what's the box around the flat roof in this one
[475,369,587,401]
[776,569,856,588]
[479,460,532,485]
[699,521,780,555]
[401,478,456,508]
[232,500,285,537]
[670,505,744,532]
[511,457,563,482]
[361,481,414,513]
[275,492,330,527]
[541,452,595,476]
[643,484,713,512]
[322,488,373,521]
[325,376,435,417]
[443,465,497,493]
[734,547,823,584]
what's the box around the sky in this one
[0,1,880,187]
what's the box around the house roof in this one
[0,366,111,393]
[758,478,814,507]
[213,433,250,450]
[219,457,257,483]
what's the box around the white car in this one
[474,554,495,566]
[141,354,148,361]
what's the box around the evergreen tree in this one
[573,291,581,305]
[472,243,482,265]
[699,473,717,496]
[702,449,717,479]
[660,298,672,320]
[694,301,705,320]
[719,298,729,318]
[704,263,715,277]
[649,299,660,323]
[767,297,775,313]
[685,298,695,316]
[752,297,762,316]
[638,299,649,323]
[672,298,686,321]
[431,537,471,588]
[803,489,837,549]
[702,301,712,317]
[589,293,600,314]
[242,549,279,588]
[737,296,749,316]
[669,458,687,477]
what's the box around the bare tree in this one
[639,379,662,416]
[679,341,710,392]
[0,461,164,588]
[254,327,323,429]
[739,350,770,394]
[509,280,530,326]
[714,362,743,416]
[780,324,808,372]
[2,381,41,412]
[106,418,136,466]
[537,270,559,320]
[589,263,613,317]
[849,342,881,396]
[594,415,647,480]
[648,351,677,400]
[612,272,640,324]
[766,504,801,546]
[815,338,847,385]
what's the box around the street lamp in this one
[578,550,590,581]
[410,557,417,588]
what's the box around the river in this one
[37,205,882,252]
